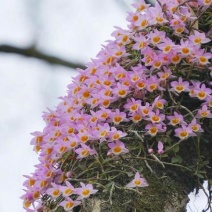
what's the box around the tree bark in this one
[0,44,85,70]
[81,176,190,212]
[78,161,194,212]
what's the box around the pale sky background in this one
[0,0,208,211]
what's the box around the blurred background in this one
[0,0,208,211]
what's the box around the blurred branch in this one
[0,44,86,70]
[115,0,131,12]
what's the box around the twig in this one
[163,139,184,154]
[144,160,153,173]
[109,182,115,205]
[126,156,193,172]
[128,130,144,142]
[150,154,165,168]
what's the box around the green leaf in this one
[127,172,134,177]
[160,154,168,158]
[171,157,179,164]
[138,167,143,172]
[105,181,114,188]
[166,130,173,136]
[171,155,182,164]
[173,145,179,153]
[196,174,204,179]
[177,155,182,164]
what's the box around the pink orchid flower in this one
[126,172,148,188]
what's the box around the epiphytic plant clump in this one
[21,0,212,211]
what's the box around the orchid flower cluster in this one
[22,0,212,211]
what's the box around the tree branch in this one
[0,44,86,70]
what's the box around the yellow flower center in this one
[113,146,122,154]
[65,201,74,209]
[131,104,138,111]
[156,17,164,23]
[40,180,48,188]
[192,125,198,132]
[172,55,180,64]
[81,149,89,157]
[132,76,140,82]
[29,179,35,187]
[59,146,67,153]
[138,5,145,11]
[182,47,189,55]
[152,36,161,44]
[156,102,163,109]
[46,148,53,155]
[122,35,129,43]
[101,112,108,118]
[151,115,160,123]
[171,118,180,125]
[23,200,31,208]
[175,85,184,92]
[82,91,90,99]
[133,15,138,22]
[201,111,208,117]
[70,141,77,148]
[46,170,53,178]
[176,27,184,34]
[81,135,89,143]
[115,51,123,56]
[114,116,123,123]
[204,0,211,5]
[36,136,43,144]
[118,90,127,97]
[68,128,74,134]
[103,80,112,86]
[179,131,188,138]
[164,45,171,53]
[136,81,146,89]
[194,38,202,44]
[134,179,142,186]
[105,56,114,65]
[150,127,158,135]
[154,61,162,68]
[102,99,110,107]
[79,75,88,83]
[139,42,146,48]
[149,84,157,91]
[64,188,73,195]
[133,114,142,122]
[142,108,149,115]
[73,86,81,94]
[104,90,112,96]
[100,130,107,137]
[113,134,120,140]
[199,56,207,64]
[141,20,148,28]
[197,91,206,100]
[123,81,130,86]
[33,191,40,199]
[82,189,91,196]
[116,73,126,79]
[52,189,60,197]
[54,131,62,137]
[91,117,97,122]
[90,68,97,75]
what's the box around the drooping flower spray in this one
[22,0,212,211]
